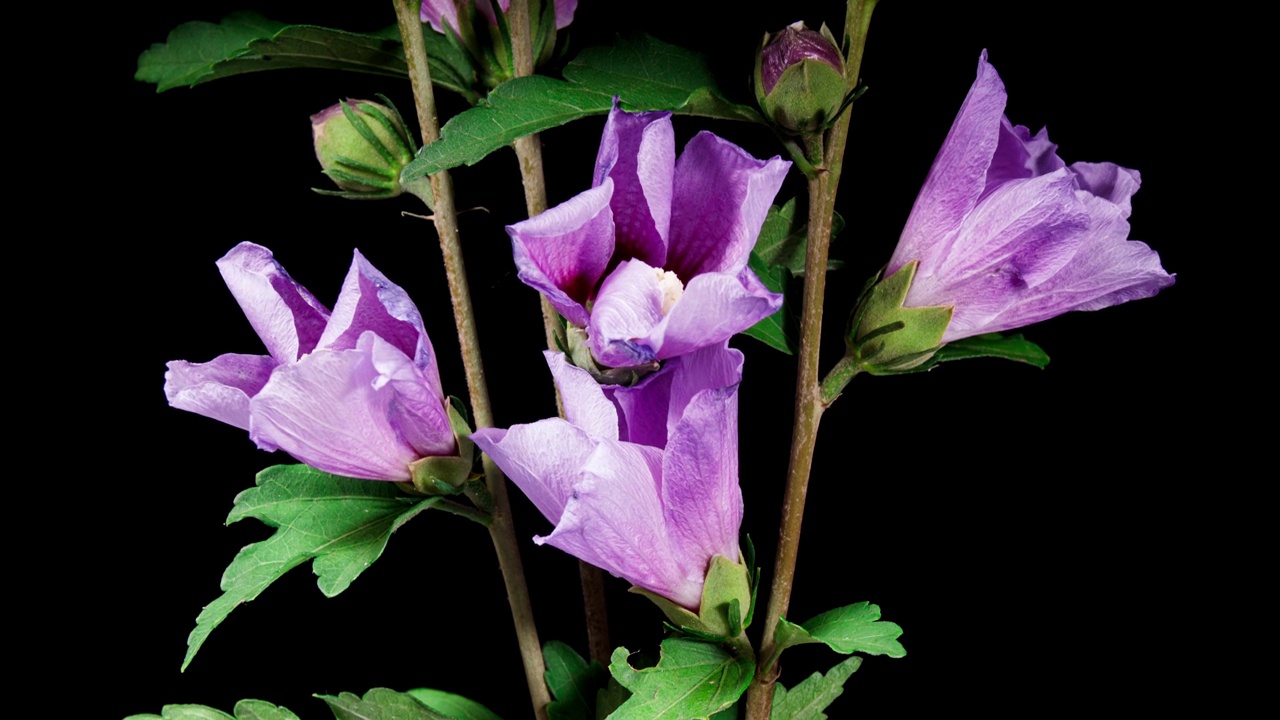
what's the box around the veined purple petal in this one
[666,132,790,278]
[164,353,277,431]
[1068,162,1141,217]
[420,0,459,32]
[216,242,330,363]
[983,121,1065,199]
[587,259,669,368]
[594,104,675,267]
[508,181,616,326]
[655,267,783,360]
[605,365,674,448]
[365,332,455,458]
[545,351,619,441]
[472,420,599,523]
[890,50,1007,277]
[248,346,418,481]
[318,252,427,361]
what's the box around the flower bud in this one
[754,22,846,134]
[848,260,953,373]
[311,98,432,204]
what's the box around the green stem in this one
[394,4,550,718]
[744,3,878,718]
[820,355,860,405]
[507,0,613,665]
[432,498,494,526]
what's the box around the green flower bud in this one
[755,22,847,134]
[311,98,432,205]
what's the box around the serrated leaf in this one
[594,678,630,720]
[403,34,761,179]
[321,688,449,720]
[775,602,906,659]
[754,200,845,277]
[544,641,608,720]
[233,700,301,720]
[742,250,795,354]
[769,656,861,720]
[406,689,501,720]
[608,638,753,719]
[183,465,438,670]
[124,706,235,720]
[136,14,475,99]
[932,332,1050,369]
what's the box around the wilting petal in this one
[656,268,783,360]
[472,420,599,523]
[365,332,454,458]
[508,181,616,326]
[216,242,330,363]
[546,351,619,441]
[666,132,790,278]
[164,353,277,431]
[594,105,674,267]
[587,259,668,367]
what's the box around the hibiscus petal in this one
[655,268,783,360]
[552,0,576,28]
[508,181,616,326]
[164,353,277,431]
[216,242,330,363]
[1068,161,1141,218]
[472,420,599,523]
[666,132,790,278]
[594,104,674,267]
[605,366,674,448]
[587,258,667,368]
[983,121,1065,199]
[365,332,455,458]
[546,351,619,441]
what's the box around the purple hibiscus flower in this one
[507,103,790,370]
[420,0,576,33]
[164,242,455,482]
[472,342,744,610]
[888,51,1173,343]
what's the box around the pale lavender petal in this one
[890,50,1008,276]
[661,384,743,581]
[545,351,619,441]
[666,132,790,277]
[655,268,783,359]
[472,420,599,523]
[593,104,674,267]
[248,347,416,481]
[508,181,616,326]
[365,332,455,458]
[1068,161,1141,217]
[605,366,674,448]
[216,242,330,363]
[553,0,576,28]
[318,251,427,362]
[541,440,703,609]
[664,343,744,442]
[419,0,458,32]
[983,121,1065,198]
[164,353,277,431]
[587,259,667,368]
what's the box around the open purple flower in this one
[507,103,790,370]
[164,242,454,482]
[420,0,576,33]
[887,51,1173,343]
[472,342,744,610]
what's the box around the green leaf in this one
[608,638,754,719]
[136,14,476,99]
[931,332,1050,369]
[403,34,761,179]
[742,250,796,354]
[406,689,501,720]
[126,701,300,720]
[775,602,906,659]
[183,465,438,670]
[769,656,862,720]
[754,200,845,277]
[233,701,301,720]
[594,678,631,720]
[321,689,449,720]
[544,641,608,720]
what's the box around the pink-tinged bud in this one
[755,22,847,134]
[310,99,432,204]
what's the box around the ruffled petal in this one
[666,132,790,278]
[365,332,455,458]
[546,351,619,441]
[472,420,599,524]
[1068,161,1141,218]
[983,121,1065,199]
[593,104,674,267]
[508,181,616,326]
[216,242,330,363]
[586,258,667,368]
[164,353,277,431]
[655,268,783,359]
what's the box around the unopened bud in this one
[755,22,846,134]
[311,98,432,205]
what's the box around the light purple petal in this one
[890,50,1007,276]
[540,440,703,609]
[593,104,674,267]
[1068,161,1141,218]
[605,365,674,448]
[318,251,429,362]
[508,181,616,326]
[419,0,458,32]
[216,242,330,363]
[545,351,619,441]
[553,0,576,28]
[655,267,783,359]
[472,419,599,523]
[666,132,790,278]
[248,346,417,481]
[586,258,668,368]
[983,121,1065,199]
[365,332,455,458]
[164,353,277,431]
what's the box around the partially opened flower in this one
[508,103,790,372]
[165,242,455,482]
[472,343,744,611]
[868,51,1173,353]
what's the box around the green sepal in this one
[564,325,659,384]
[543,641,610,720]
[769,655,862,720]
[848,260,952,374]
[409,399,477,494]
[631,554,751,644]
[773,601,906,659]
[763,58,848,134]
[319,688,448,720]
[608,638,754,719]
[406,688,501,720]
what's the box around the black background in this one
[72,1,1237,717]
